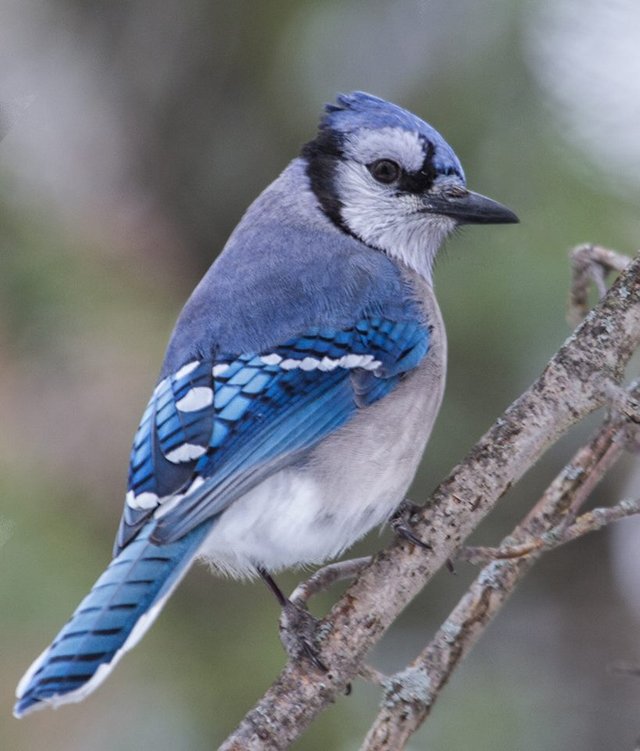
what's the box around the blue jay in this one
[14,91,517,717]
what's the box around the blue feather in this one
[322,91,465,181]
[117,314,430,551]
[149,317,430,543]
[14,521,211,717]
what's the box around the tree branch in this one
[568,243,631,326]
[361,394,638,750]
[220,252,640,751]
[461,497,640,566]
[288,557,371,608]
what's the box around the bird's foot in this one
[278,557,372,678]
[279,600,327,672]
[260,561,372,673]
[390,498,432,551]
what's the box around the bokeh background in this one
[1,1,640,749]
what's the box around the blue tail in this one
[14,521,211,717]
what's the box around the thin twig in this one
[559,498,640,542]
[289,557,371,608]
[568,244,631,326]
[461,497,640,565]
[357,664,388,687]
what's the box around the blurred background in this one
[1,1,639,749]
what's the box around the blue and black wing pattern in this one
[117,316,430,552]
[117,360,215,551]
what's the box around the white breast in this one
[198,277,447,578]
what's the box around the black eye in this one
[368,159,401,184]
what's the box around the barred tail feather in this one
[14,521,211,718]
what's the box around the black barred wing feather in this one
[117,317,430,551]
[115,360,215,552]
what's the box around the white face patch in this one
[342,127,426,172]
[334,159,457,281]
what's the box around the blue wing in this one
[117,316,430,552]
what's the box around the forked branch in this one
[221,249,640,751]
[362,383,640,750]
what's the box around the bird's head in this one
[302,91,518,279]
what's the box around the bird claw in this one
[390,499,432,551]
[279,601,327,672]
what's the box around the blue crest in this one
[321,91,464,180]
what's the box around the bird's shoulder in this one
[161,160,425,374]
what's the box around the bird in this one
[14,91,518,717]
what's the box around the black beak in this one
[421,189,519,225]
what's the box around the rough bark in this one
[220,253,640,751]
[361,390,639,750]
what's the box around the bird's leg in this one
[257,566,288,607]
[258,557,373,674]
[390,498,432,550]
[257,566,327,672]
[279,600,328,672]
